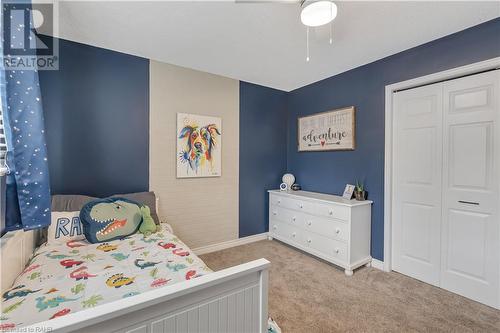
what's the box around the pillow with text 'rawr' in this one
[47,211,86,245]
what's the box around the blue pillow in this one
[80,197,143,243]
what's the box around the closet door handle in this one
[458,200,479,206]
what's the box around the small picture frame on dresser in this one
[342,184,355,200]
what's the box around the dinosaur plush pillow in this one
[80,197,145,243]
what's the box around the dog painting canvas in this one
[177,113,222,178]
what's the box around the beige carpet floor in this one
[200,240,500,333]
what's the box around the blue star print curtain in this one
[1,0,51,233]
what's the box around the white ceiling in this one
[51,1,500,91]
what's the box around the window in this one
[0,105,6,175]
[0,67,6,176]
[0,79,5,234]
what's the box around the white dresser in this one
[268,190,372,275]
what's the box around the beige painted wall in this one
[149,61,239,248]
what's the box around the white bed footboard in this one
[25,258,270,333]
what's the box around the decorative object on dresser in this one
[297,106,355,152]
[282,173,295,189]
[354,181,366,201]
[342,184,355,199]
[268,190,372,276]
[291,184,301,191]
[279,182,288,191]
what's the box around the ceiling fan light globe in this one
[300,1,337,27]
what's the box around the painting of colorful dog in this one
[177,113,222,178]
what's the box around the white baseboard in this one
[193,235,391,273]
[193,233,269,255]
[371,258,386,271]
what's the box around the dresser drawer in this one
[270,194,315,214]
[302,231,348,263]
[270,194,284,207]
[270,207,303,227]
[270,219,302,244]
[315,202,350,221]
[284,197,315,214]
[301,215,349,242]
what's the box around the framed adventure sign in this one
[297,106,355,152]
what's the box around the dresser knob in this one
[307,239,311,243]
[278,200,281,204]
[335,228,340,234]
[335,248,339,254]
[329,210,333,215]
[273,225,277,230]
[292,232,296,238]
[307,221,312,226]
[299,204,303,209]
[292,217,296,222]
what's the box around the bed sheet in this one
[1,224,211,330]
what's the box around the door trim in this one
[384,57,500,277]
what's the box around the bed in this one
[1,223,270,332]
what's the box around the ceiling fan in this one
[235,0,338,62]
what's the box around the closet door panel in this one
[392,83,443,286]
[441,70,499,308]
[446,209,489,277]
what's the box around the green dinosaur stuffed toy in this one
[139,206,158,236]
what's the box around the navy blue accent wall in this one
[287,18,500,260]
[39,37,150,197]
[239,82,288,237]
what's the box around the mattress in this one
[0,224,212,330]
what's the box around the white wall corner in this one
[370,258,387,271]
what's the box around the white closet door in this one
[441,70,499,308]
[392,83,443,286]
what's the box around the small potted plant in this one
[354,181,366,201]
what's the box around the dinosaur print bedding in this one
[0,224,212,330]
